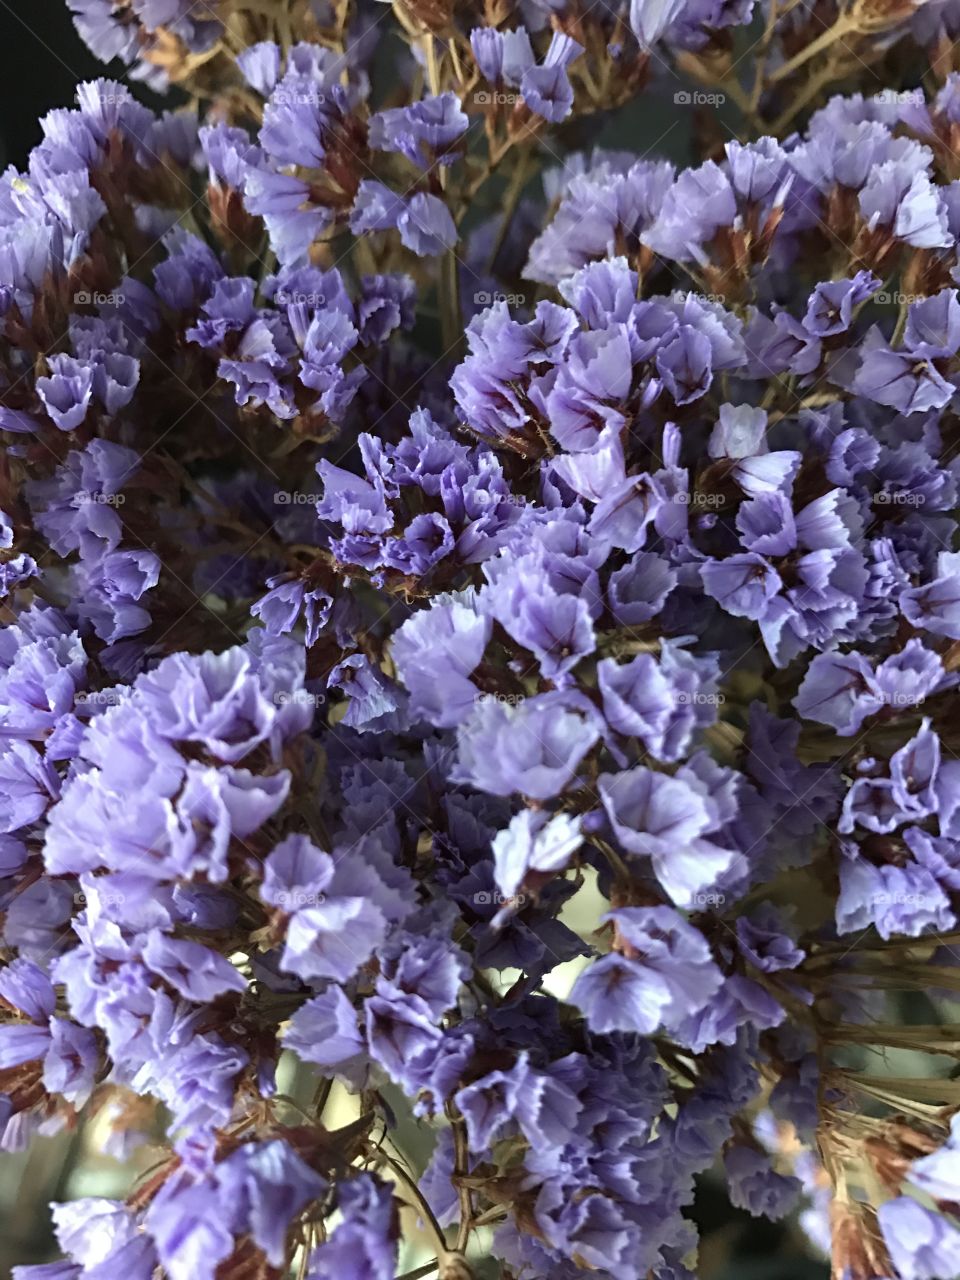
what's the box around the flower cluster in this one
[3,0,960,1276]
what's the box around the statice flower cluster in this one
[6,0,960,1275]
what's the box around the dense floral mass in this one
[4,0,960,1276]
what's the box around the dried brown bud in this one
[207,183,263,257]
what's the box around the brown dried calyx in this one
[831,1200,894,1280]
[863,1119,944,1193]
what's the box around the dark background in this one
[0,1,94,165]
[0,0,151,169]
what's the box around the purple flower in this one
[902,551,960,638]
[263,834,387,982]
[482,571,595,678]
[859,164,950,249]
[307,1175,397,1280]
[251,576,332,647]
[0,741,60,832]
[876,640,950,710]
[0,959,56,1021]
[216,1140,326,1266]
[284,987,368,1086]
[454,692,601,799]
[36,356,94,432]
[144,1182,233,1280]
[854,342,955,414]
[141,932,246,1003]
[470,27,506,82]
[51,1200,142,1270]
[0,959,97,1106]
[607,551,677,624]
[630,0,688,45]
[644,161,736,261]
[793,651,883,733]
[736,906,804,972]
[492,809,582,899]
[598,641,720,761]
[521,34,583,124]
[391,593,491,728]
[803,271,880,336]
[708,403,768,458]
[598,766,741,905]
[365,988,442,1082]
[244,167,331,266]
[570,906,722,1033]
[42,1019,98,1105]
[525,164,674,286]
[657,326,714,404]
[837,856,954,939]
[878,1197,960,1280]
[723,1146,801,1220]
[236,41,281,94]
[351,184,458,256]
[701,554,782,620]
[368,93,468,165]
[398,193,458,256]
